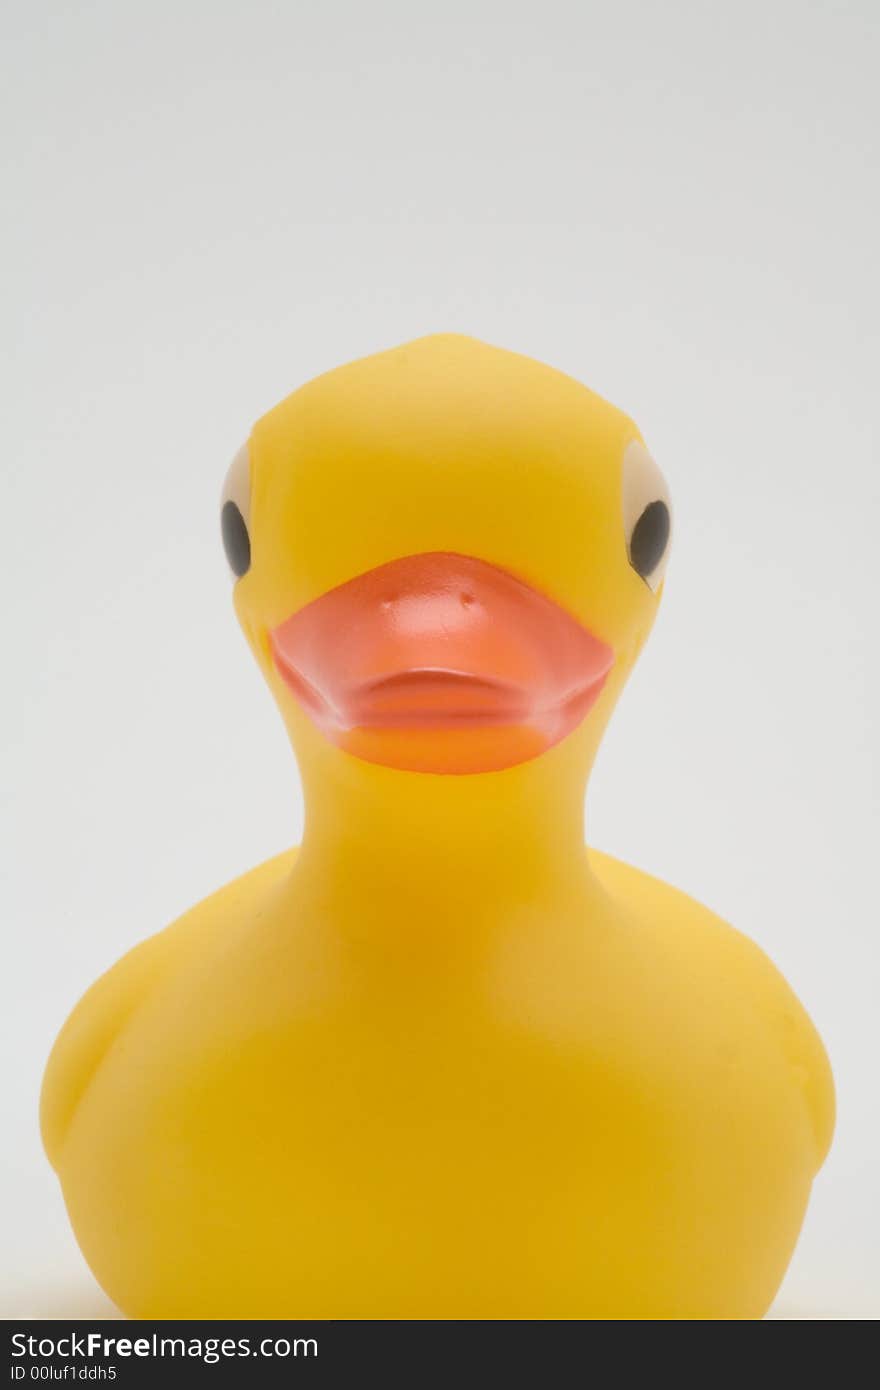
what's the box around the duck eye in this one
[220,444,251,579]
[221,500,250,577]
[630,498,670,580]
[622,440,672,592]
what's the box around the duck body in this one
[43,843,831,1320]
[42,335,833,1318]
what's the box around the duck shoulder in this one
[40,848,297,1168]
[590,847,835,1170]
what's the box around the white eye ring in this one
[220,444,252,579]
[622,440,672,592]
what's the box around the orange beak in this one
[269,552,614,774]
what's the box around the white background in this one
[2,0,878,1319]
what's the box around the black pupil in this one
[221,500,250,577]
[629,499,670,581]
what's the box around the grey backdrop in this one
[2,0,878,1318]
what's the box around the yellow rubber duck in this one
[42,335,834,1319]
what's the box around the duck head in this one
[222,335,670,865]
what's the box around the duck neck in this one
[290,736,597,916]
